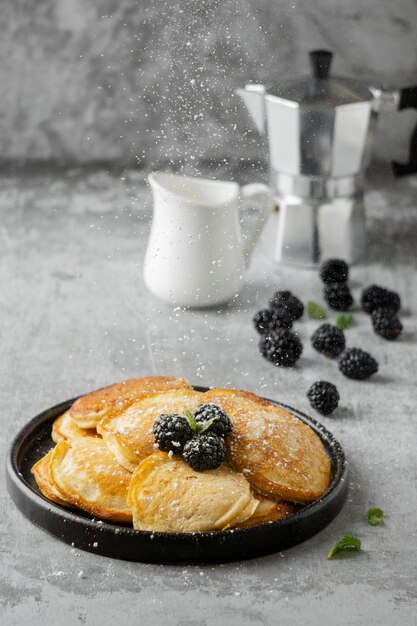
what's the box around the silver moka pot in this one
[236,50,417,265]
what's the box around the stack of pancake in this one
[32,376,332,532]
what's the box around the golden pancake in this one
[97,389,204,472]
[51,411,98,443]
[70,376,192,429]
[234,496,297,528]
[128,452,259,532]
[50,439,132,522]
[31,449,74,507]
[203,388,332,503]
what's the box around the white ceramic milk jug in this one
[144,173,272,307]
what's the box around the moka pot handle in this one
[392,85,417,177]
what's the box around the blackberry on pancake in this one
[153,413,193,452]
[193,403,233,437]
[183,433,226,471]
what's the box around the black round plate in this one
[6,387,348,563]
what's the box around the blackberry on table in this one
[253,308,292,334]
[307,381,340,415]
[339,348,378,380]
[182,433,226,471]
[320,259,349,284]
[259,328,303,367]
[361,285,401,315]
[311,324,346,359]
[324,283,354,311]
[194,403,233,437]
[372,307,403,341]
[269,289,292,307]
[153,413,193,452]
[269,307,294,329]
[269,291,304,321]
[253,309,273,334]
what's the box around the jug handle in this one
[239,183,274,268]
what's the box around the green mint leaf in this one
[306,301,326,320]
[184,410,218,435]
[183,409,198,432]
[195,416,218,435]
[336,314,354,330]
[366,507,384,526]
[327,535,361,559]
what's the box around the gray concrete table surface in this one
[1,165,417,626]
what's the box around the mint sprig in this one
[327,535,361,559]
[183,409,197,430]
[306,301,326,320]
[366,507,384,526]
[183,409,217,435]
[335,313,354,330]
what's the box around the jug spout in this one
[235,85,266,135]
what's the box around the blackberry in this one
[269,307,294,329]
[371,308,403,341]
[259,329,303,367]
[153,413,193,453]
[269,291,304,321]
[311,324,346,359]
[324,283,353,311]
[307,381,340,415]
[269,289,292,307]
[253,308,292,334]
[320,259,349,284]
[194,403,233,437]
[339,348,378,380]
[253,309,273,334]
[182,433,226,471]
[361,285,401,315]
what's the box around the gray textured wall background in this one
[1,0,417,167]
